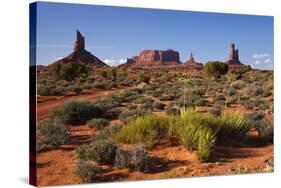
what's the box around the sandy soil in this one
[36,88,273,186]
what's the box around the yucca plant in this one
[220,112,252,137]
[197,126,217,161]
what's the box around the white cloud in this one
[104,58,127,67]
[252,53,270,59]
[264,58,271,63]
[254,60,261,65]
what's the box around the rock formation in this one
[121,49,181,68]
[184,53,203,66]
[225,43,245,71]
[226,43,242,65]
[51,30,108,67]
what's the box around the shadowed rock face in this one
[51,30,108,67]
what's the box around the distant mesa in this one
[121,49,181,68]
[51,30,108,67]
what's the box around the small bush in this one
[208,106,221,117]
[220,112,252,137]
[115,144,148,171]
[127,103,137,110]
[87,118,109,130]
[76,139,117,164]
[166,107,180,115]
[255,120,273,142]
[159,95,174,101]
[37,118,69,150]
[50,100,105,125]
[154,102,166,110]
[113,115,172,148]
[76,160,101,183]
[93,82,106,89]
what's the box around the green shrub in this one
[139,74,150,84]
[127,103,137,110]
[113,115,172,148]
[255,120,273,142]
[166,107,180,115]
[208,106,221,117]
[93,82,106,89]
[197,127,217,162]
[37,118,69,150]
[154,102,166,110]
[204,61,229,79]
[50,100,105,125]
[220,112,252,137]
[51,62,89,81]
[87,118,109,130]
[159,95,174,101]
[115,144,148,171]
[76,139,117,164]
[76,160,101,183]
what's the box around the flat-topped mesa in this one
[74,30,85,52]
[226,43,242,64]
[122,49,181,68]
[50,30,108,67]
[138,49,180,63]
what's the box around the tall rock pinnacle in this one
[227,43,241,64]
[74,30,85,52]
[51,30,108,67]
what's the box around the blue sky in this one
[34,2,274,69]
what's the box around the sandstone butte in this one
[41,31,245,71]
[49,30,108,67]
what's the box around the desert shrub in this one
[51,62,89,81]
[197,127,217,162]
[193,99,209,106]
[214,94,226,101]
[115,144,148,171]
[50,100,105,125]
[94,125,122,141]
[73,86,82,94]
[113,115,172,148]
[37,118,69,150]
[152,92,161,98]
[244,112,264,121]
[118,111,135,124]
[159,95,174,101]
[139,74,150,84]
[92,82,106,89]
[204,61,228,79]
[118,109,152,124]
[246,85,264,97]
[219,112,252,137]
[135,97,154,104]
[76,160,101,183]
[87,118,109,130]
[255,120,273,142]
[154,102,166,110]
[83,83,92,90]
[208,106,221,117]
[166,107,180,115]
[173,108,219,160]
[231,81,245,89]
[76,139,117,164]
[37,84,64,96]
[127,103,137,110]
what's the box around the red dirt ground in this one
[36,89,274,186]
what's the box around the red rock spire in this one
[74,30,85,52]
